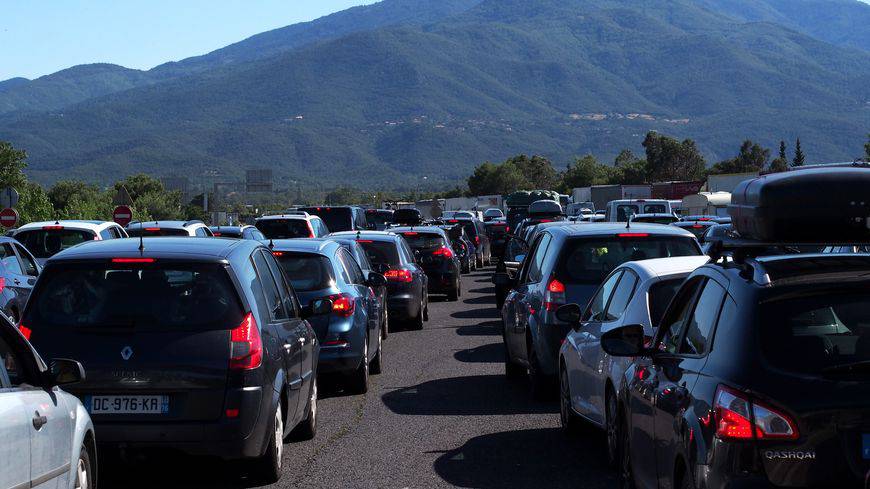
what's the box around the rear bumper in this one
[387,293,419,320]
[91,386,270,460]
[318,345,365,374]
[423,269,459,293]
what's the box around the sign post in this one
[0,208,19,229]
[113,205,133,227]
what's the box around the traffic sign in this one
[0,208,19,229]
[113,205,133,227]
[0,187,19,209]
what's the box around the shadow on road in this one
[454,343,503,363]
[432,428,616,489]
[462,294,494,306]
[469,286,495,294]
[382,374,555,416]
[99,450,267,489]
[451,307,499,320]
[455,321,501,336]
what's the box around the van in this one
[604,199,672,222]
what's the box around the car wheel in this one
[447,284,459,301]
[559,365,583,435]
[618,412,636,489]
[680,470,697,489]
[504,333,525,379]
[74,443,94,489]
[423,300,429,322]
[606,390,619,468]
[252,400,283,483]
[291,377,318,441]
[528,345,553,400]
[370,332,383,375]
[348,336,369,394]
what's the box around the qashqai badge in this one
[121,346,133,361]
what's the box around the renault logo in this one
[121,346,133,361]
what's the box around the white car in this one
[13,220,129,266]
[254,213,329,238]
[0,317,95,489]
[557,255,709,465]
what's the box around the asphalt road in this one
[101,268,617,488]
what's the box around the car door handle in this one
[32,412,47,430]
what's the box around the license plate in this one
[86,395,169,414]
[863,434,870,460]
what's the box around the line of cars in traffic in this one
[0,204,493,488]
[492,166,870,488]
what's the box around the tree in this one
[0,141,29,191]
[793,138,805,166]
[779,140,787,161]
[114,173,165,201]
[562,155,610,189]
[642,132,706,182]
[768,157,789,173]
[505,154,560,191]
[611,150,647,184]
[708,140,770,175]
[865,134,870,161]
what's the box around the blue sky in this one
[1,0,378,80]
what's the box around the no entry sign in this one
[113,205,133,227]
[0,208,18,229]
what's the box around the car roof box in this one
[729,166,870,242]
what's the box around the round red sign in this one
[113,205,133,227]
[0,207,18,229]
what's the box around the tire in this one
[618,412,636,489]
[504,333,525,379]
[348,337,370,394]
[680,470,697,489]
[74,443,94,489]
[528,345,553,400]
[251,400,283,484]
[476,255,484,269]
[423,300,429,322]
[381,310,389,340]
[290,378,318,441]
[606,389,619,468]
[370,333,383,375]
[495,290,505,310]
[410,303,424,330]
[559,366,583,436]
[447,284,459,301]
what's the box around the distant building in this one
[246,169,273,193]
[161,176,190,200]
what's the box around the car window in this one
[262,250,297,318]
[603,270,638,321]
[338,249,365,284]
[13,244,38,277]
[15,228,96,258]
[253,251,288,321]
[658,277,704,354]
[195,227,208,237]
[354,247,372,272]
[0,244,23,275]
[0,334,32,387]
[583,271,623,322]
[525,234,552,284]
[679,280,726,355]
[113,226,126,238]
[251,229,266,240]
[100,229,114,240]
[647,278,685,328]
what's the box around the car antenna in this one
[138,225,145,252]
[269,238,274,250]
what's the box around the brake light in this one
[42,225,64,230]
[692,224,704,229]
[448,220,458,223]
[272,251,285,257]
[618,233,649,238]
[225,409,240,418]
[213,232,222,237]
[404,232,418,236]
[327,293,355,317]
[111,258,156,264]
[323,339,349,347]
[714,385,798,441]
[506,226,510,233]
[18,323,31,340]
[384,269,413,283]
[144,227,161,232]
[540,219,553,223]
[357,240,374,243]
[0,277,5,293]
[544,276,566,312]
[229,313,262,370]
[433,246,454,259]
[474,236,480,245]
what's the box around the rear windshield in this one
[615,205,640,222]
[648,278,684,327]
[643,204,667,214]
[760,291,870,377]
[127,227,189,237]
[634,216,677,225]
[402,233,445,250]
[393,209,422,224]
[211,229,242,238]
[16,229,96,258]
[300,208,351,232]
[461,222,479,238]
[557,236,699,285]
[674,223,709,239]
[274,253,335,292]
[357,241,400,267]
[365,211,393,227]
[255,219,312,239]
[26,263,243,331]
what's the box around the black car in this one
[392,226,461,301]
[672,219,717,239]
[437,224,475,274]
[299,206,367,232]
[336,231,429,329]
[22,238,325,483]
[0,237,40,323]
[445,218,491,268]
[365,209,394,230]
[392,208,424,226]
[327,235,389,338]
[209,225,267,240]
[485,219,510,262]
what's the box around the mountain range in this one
[1,0,868,188]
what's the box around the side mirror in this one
[492,272,515,287]
[366,272,387,288]
[556,304,582,324]
[47,359,85,386]
[306,298,334,318]
[601,324,647,357]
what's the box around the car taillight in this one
[474,236,480,245]
[18,323,31,340]
[506,226,510,233]
[433,246,453,259]
[618,233,649,238]
[307,222,315,238]
[229,313,262,370]
[327,293,355,317]
[42,225,64,230]
[112,258,156,264]
[384,269,413,283]
[0,277,5,293]
[544,275,566,312]
[145,227,161,232]
[714,385,798,441]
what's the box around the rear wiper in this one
[821,360,870,375]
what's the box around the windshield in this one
[393,209,422,224]
[299,207,352,232]
[255,219,312,239]
[402,233,445,250]
[557,236,699,285]
[16,229,96,258]
[127,227,189,237]
[643,204,667,213]
[26,263,243,331]
[366,211,393,229]
[275,252,335,292]
[357,240,400,267]
[760,291,870,377]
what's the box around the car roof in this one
[545,223,696,238]
[329,230,399,240]
[16,220,118,232]
[127,221,203,230]
[633,213,675,218]
[256,214,316,221]
[269,238,340,255]
[47,237,252,262]
[620,256,711,281]
[390,226,448,237]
